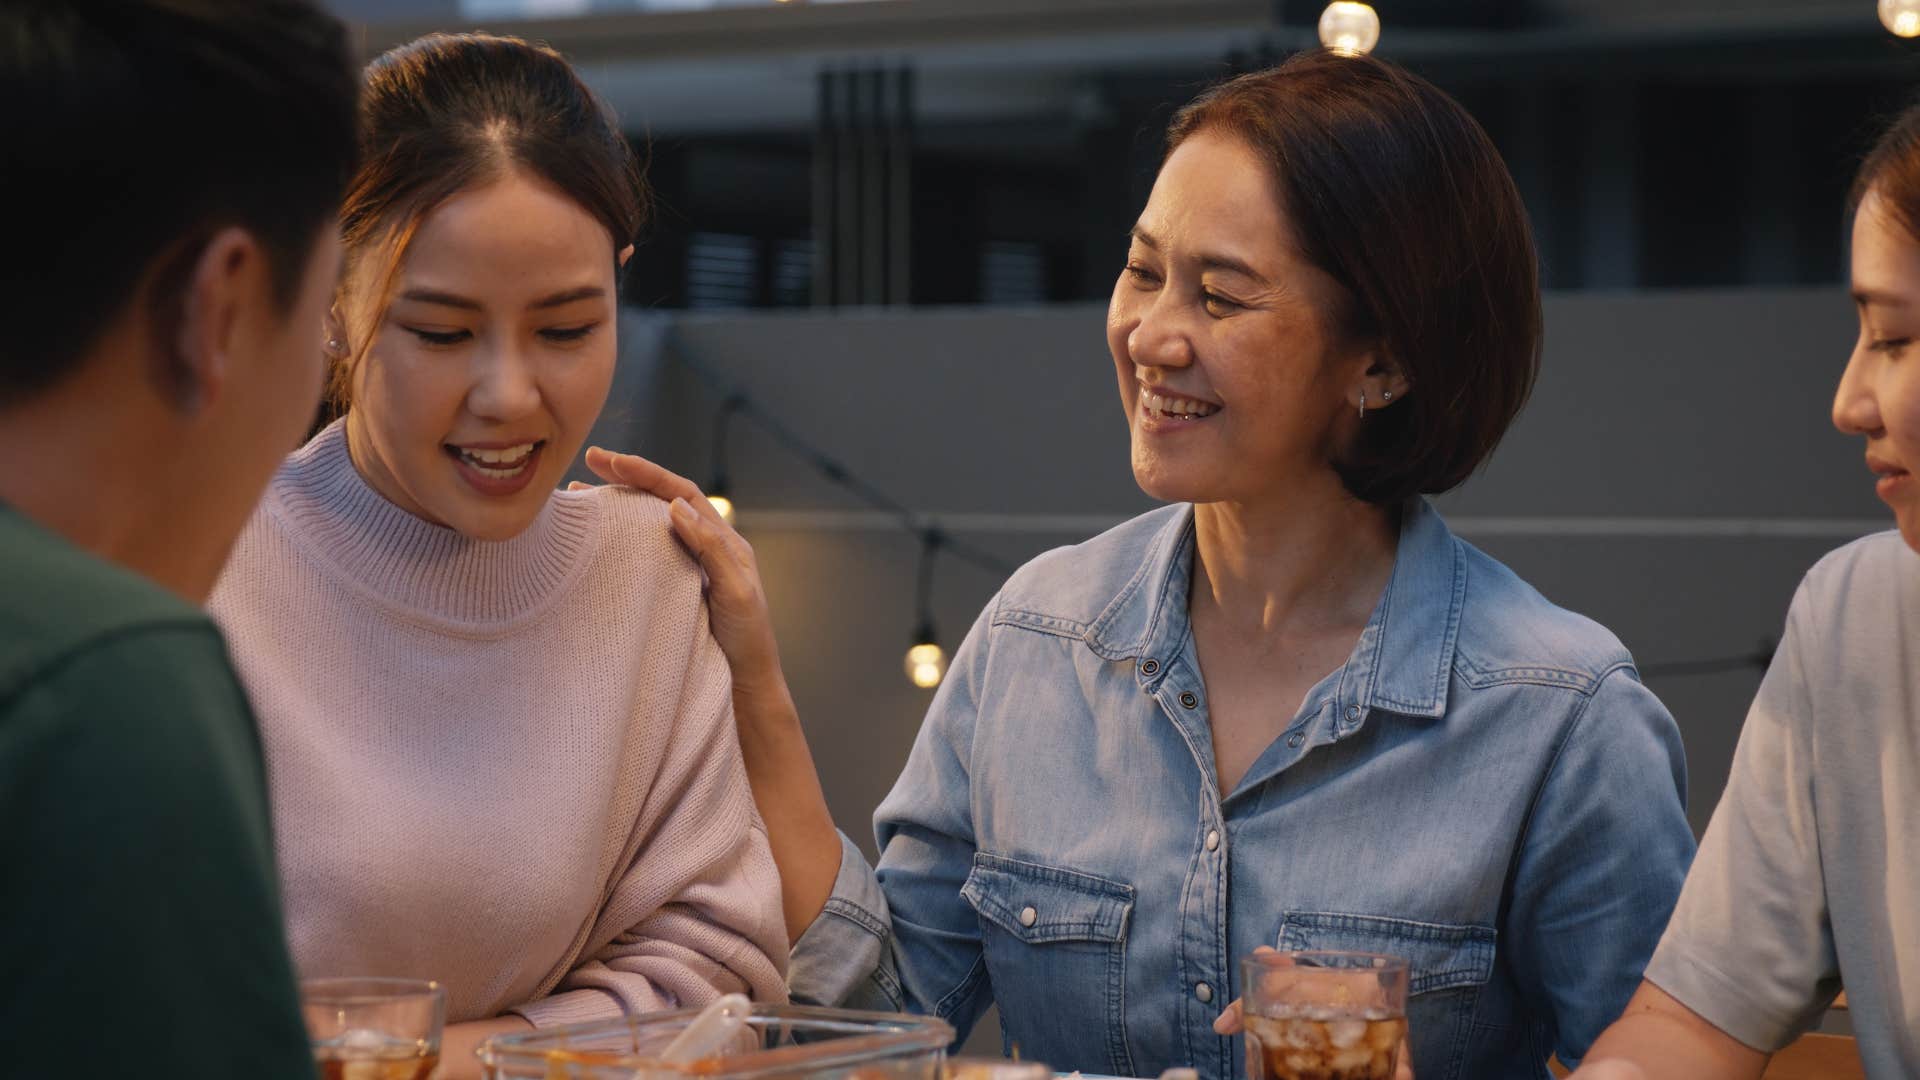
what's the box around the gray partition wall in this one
[577,288,1872,1051]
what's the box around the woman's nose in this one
[467,341,541,422]
[1832,346,1883,437]
[1127,297,1195,371]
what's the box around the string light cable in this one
[675,353,1781,691]
[678,353,1012,687]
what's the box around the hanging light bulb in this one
[905,530,947,688]
[905,638,948,690]
[1318,2,1381,57]
[1882,0,1920,37]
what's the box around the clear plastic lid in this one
[479,1004,956,1080]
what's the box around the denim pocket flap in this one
[1276,911,1496,996]
[962,853,1135,945]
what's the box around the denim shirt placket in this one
[1133,641,1227,1078]
[1131,534,1402,1077]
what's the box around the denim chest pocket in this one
[962,854,1137,1077]
[1276,912,1496,1080]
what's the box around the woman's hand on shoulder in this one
[578,448,841,943]
[578,447,788,702]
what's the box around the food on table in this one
[943,1058,1050,1080]
[487,1003,951,1080]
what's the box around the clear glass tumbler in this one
[1241,951,1409,1080]
[300,976,446,1080]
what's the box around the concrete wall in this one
[583,287,1876,1048]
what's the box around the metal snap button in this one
[1019,906,1037,927]
[1346,704,1361,721]
[1180,691,1198,709]
[1205,830,1220,852]
[1287,731,1305,748]
[1141,659,1160,677]
[1195,982,1214,1003]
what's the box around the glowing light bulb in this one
[905,642,948,689]
[706,494,736,527]
[1318,2,1381,57]
[1883,0,1920,37]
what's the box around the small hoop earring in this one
[1358,390,1367,419]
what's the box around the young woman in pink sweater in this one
[208,33,786,1077]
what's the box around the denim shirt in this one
[789,500,1693,1080]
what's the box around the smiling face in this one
[1107,130,1386,507]
[342,166,620,541]
[1839,188,1920,552]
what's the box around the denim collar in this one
[1083,498,1464,721]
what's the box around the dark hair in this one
[1851,102,1920,242]
[1166,50,1541,505]
[0,0,357,404]
[331,32,647,404]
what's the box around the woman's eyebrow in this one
[531,286,606,310]
[397,287,481,311]
[1852,286,1910,310]
[1130,226,1272,285]
[393,285,606,311]
[1198,251,1271,285]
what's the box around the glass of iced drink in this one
[1241,951,1409,1080]
[300,976,446,1080]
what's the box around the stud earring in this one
[1382,389,1392,402]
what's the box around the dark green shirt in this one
[0,505,313,1077]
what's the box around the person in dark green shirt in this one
[0,2,358,1075]
[0,509,319,1075]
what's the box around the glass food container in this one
[478,1004,955,1080]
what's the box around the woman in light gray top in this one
[1573,103,1920,1080]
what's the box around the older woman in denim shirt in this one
[597,51,1693,1080]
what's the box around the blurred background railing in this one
[332,0,1919,304]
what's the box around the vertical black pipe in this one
[812,67,836,307]
[835,67,861,306]
[888,64,914,307]
[858,67,884,305]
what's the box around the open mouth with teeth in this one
[1141,389,1222,421]
[445,440,544,479]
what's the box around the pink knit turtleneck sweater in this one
[209,422,787,1028]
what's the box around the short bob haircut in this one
[1166,50,1541,505]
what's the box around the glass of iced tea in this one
[1241,951,1409,1080]
[300,976,445,1080]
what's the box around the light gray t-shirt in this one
[1644,531,1919,1076]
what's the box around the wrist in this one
[732,668,797,720]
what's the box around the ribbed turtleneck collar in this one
[264,421,598,629]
